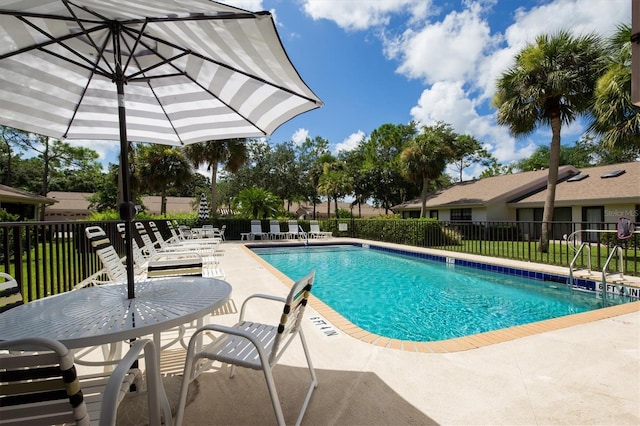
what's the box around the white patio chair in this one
[287,220,307,239]
[308,220,332,239]
[0,272,23,313]
[0,337,172,425]
[268,220,286,239]
[175,270,317,426]
[249,220,269,240]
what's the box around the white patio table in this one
[0,277,232,364]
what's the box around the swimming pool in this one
[251,244,635,341]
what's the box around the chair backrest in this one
[269,220,281,233]
[135,222,159,256]
[85,226,127,283]
[288,220,300,233]
[270,270,315,363]
[148,221,168,248]
[0,337,90,425]
[166,220,182,240]
[251,220,263,233]
[309,220,320,232]
[116,223,147,268]
[0,272,23,313]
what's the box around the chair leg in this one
[296,329,318,426]
[262,365,287,426]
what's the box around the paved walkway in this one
[171,240,639,425]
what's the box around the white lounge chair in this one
[269,220,286,239]
[135,222,220,264]
[175,270,317,426]
[249,220,269,240]
[308,220,332,239]
[287,220,307,239]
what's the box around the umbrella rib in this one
[126,29,266,135]
[136,29,321,105]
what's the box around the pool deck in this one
[173,238,639,425]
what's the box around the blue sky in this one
[91,0,631,179]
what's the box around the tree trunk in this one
[420,177,429,218]
[334,197,339,219]
[210,164,218,216]
[539,114,562,253]
[161,189,167,216]
[327,199,330,218]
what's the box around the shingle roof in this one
[511,161,640,206]
[0,185,57,205]
[392,165,578,211]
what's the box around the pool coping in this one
[241,238,640,353]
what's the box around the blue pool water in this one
[251,244,632,341]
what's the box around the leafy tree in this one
[137,145,193,216]
[493,30,605,252]
[589,24,640,151]
[449,134,492,182]
[87,164,119,212]
[479,159,514,178]
[183,139,248,216]
[0,126,30,186]
[362,123,418,213]
[317,156,353,218]
[400,123,456,217]
[296,136,331,218]
[231,187,282,219]
[341,143,371,218]
[269,142,303,212]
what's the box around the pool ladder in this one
[567,230,630,302]
[299,225,309,246]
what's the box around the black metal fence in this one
[1,218,638,303]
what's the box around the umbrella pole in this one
[116,66,136,299]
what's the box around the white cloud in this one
[301,0,431,31]
[409,81,536,164]
[334,130,365,153]
[477,0,631,101]
[291,128,309,145]
[385,2,492,84]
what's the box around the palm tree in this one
[589,24,640,151]
[493,30,605,252]
[137,145,192,216]
[183,139,248,216]
[400,123,455,218]
[232,187,281,219]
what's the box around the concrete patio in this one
[120,240,639,425]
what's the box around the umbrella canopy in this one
[198,193,209,221]
[0,0,322,298]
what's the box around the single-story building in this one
[0,185,57,220]
[45,192,199,220]
[392,161,640,239]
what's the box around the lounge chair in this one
[117,223,224,278]
[249,220,269,240]
[0,337,172,425]
[175,270,317,426]
[149,221,221,248]
[268,220,286,239]
[308,220,332,239]
[287,220,307,239]
[0,272,23,313]
[135,222,220,263]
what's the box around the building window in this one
[429,210,438,219]
[450,208,472,221]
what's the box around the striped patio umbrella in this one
[198,193,209,221]
[0,0,322,298]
